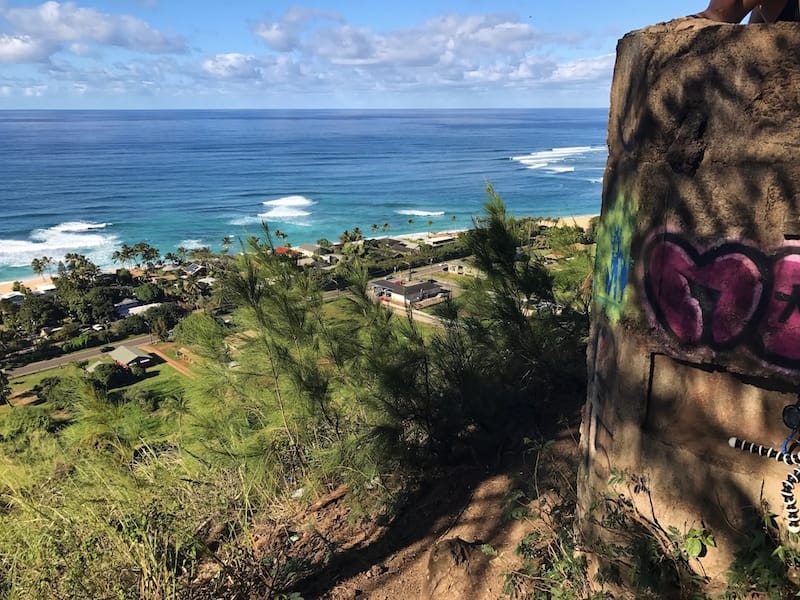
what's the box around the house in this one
[34,282,57,295]
[369,279,450,305]
[127,302,163,316]
[426,234,456,248]
[109,345,152,368]
[0,291,25,305]
[114,297,140,318]
[382,237,418,253]
[296,243,323,258]
[182,263,206,277]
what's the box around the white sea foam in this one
[511,145,606,174]
[246,195,315,223]
[228,215,263,226]
[228,195,315,226]
[50,221,110,233]
[262,195,315,208]
[588,177,603,184]
[0,221,119,268]
[258,207,312,220]
[179,239,206,249]
[396,210,446,217]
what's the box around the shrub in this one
[135,283,164,304]
[1,406,53,439]
[113,314,147,337]
[91,362,128,389]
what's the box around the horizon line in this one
[0,106,610,112]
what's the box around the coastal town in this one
[0,215,594,384]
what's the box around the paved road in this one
[8,334,153,378]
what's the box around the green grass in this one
[112,363,185,397]
[322,297,357,321]
[10,363,86,397]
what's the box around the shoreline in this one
[1,214,599,294]
[0,275,54,296]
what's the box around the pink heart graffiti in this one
[645,235,766,347]
[644,234,800,369]
[759,253,800,365]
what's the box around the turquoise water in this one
[0,109,608,281]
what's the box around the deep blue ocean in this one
[0,109,608,281]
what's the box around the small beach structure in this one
[426,234,456,248]
[109,345,152,369]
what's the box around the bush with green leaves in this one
[135,282,165,304]
[90,361,128,389]
[113,314,148,337]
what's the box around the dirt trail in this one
[139,344,195,377]
[284,418,581,600]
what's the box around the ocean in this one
[0,109,608,282]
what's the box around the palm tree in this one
[30,258,43,279]
[407,219,414,226]
[371,224,379,234]
[41,256,53,278]
[112,243,135,269]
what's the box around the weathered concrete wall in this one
[579,18,800,581]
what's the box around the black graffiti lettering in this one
[776,285,800,324]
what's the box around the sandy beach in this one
[552,214,597,230]
[0,275,54,296]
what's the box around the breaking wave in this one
[396,210,446,217]
[511,145,606,174]
[0,221,118,268]
[260,195,313,221]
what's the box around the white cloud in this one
[23,84,47,96]
[201,53,262,79]
[550,53,614,82]
[0,8,613,107]
[0,34,53,63]
[254,7,341,52]
[4,1,186,54]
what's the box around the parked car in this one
[100,346,114,353]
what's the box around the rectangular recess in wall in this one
[646,354,792,460]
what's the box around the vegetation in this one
[0,188,596,598]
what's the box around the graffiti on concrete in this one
[586,325,616,459]
[643,232,800,370]
[595,194,636,322]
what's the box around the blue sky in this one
[0,0,705,109]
